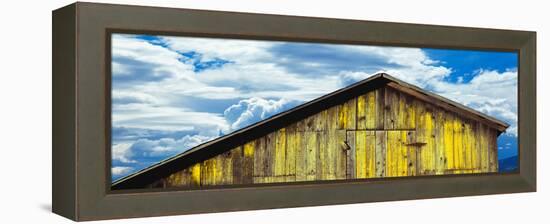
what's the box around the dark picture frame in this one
[53,2,536,221]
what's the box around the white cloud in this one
[112,103,230,135]
[112,142,134,163]
[113,34,192,75]
[112,61,130,76]
[112,166,134,177]
[162,36,274,62]
[130,135,214,156]
[336,45,452,85]
[224,97,301,130]
[112,91,158,104]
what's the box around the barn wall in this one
[148,86,499,189]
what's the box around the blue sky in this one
[111,34,518,181]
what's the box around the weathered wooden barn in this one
[112,73,508,190]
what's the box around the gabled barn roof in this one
[112,73,509,189]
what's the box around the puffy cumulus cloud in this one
[224,97,302,130]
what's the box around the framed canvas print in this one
[52,2,536,221]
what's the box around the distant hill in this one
[498,155,518,173]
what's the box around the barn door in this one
[345,130,419,179]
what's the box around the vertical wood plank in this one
[346,130,356,179]
[220,151,233,185]
[401,93,416,129]
[434,110,446,174]
[315,111,329,180]
[443,112,455,172]
[326,106,340,180]
[200,159,208,186]
[453,115,464,173]
[323,130,334,180]
[201,156,219,186]
[347,98,357,130]
[285,125,297,182]
[231,146,243,184]
[426,108,436,175]
[464,121,475,173]
[417,103,436,175]
[243,141,255,184]
[357,94,367,130]
[305,131,317,181]
[355,130,367,178]
[190,163,201,187]
[479,124,490,173]
[398,131,409,177]
[416,101,426,175]
[214,155,224,184]
[335,130,348,179]
[471,123,482,173]
[274,128,287,177]
[253,137,265,182]
[339,97,357,130]
[366,131,376,178]
[407,131,417,176]
[315,110,328,131]
[397,93,406,129]
[338,100,347,130]
[375,131,387,177]
[384,87,399,130]
[263,132,276,183]
[376,88,385,129]
[316,131,326,180]
[386,131,398,177]
[365,91,377,129]
[384,88,415,130]
[488,129,498,172]
[355,130,375,178]
[295,130,307,181]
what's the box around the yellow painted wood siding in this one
[147,86,501,188]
